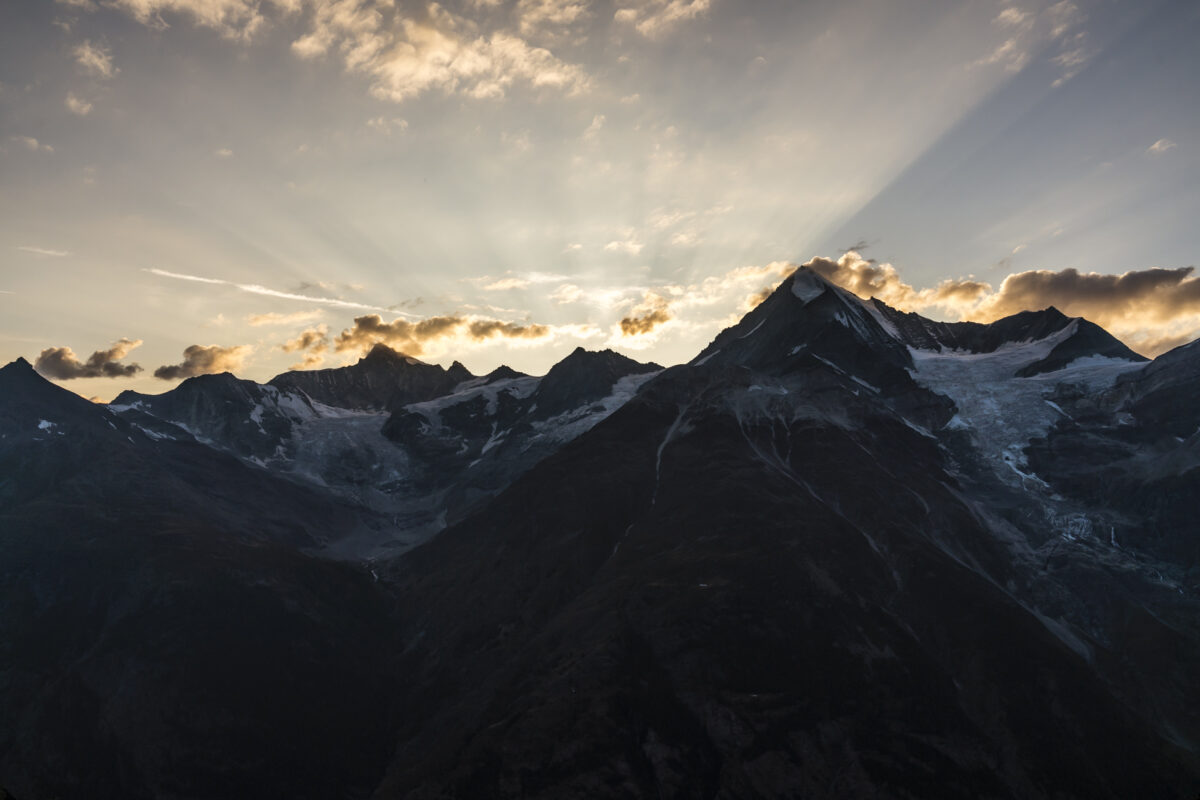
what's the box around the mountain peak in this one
[361,342,414,366]
[532,347,660,419]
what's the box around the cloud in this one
[154,343,252,380]
[802,251,1200,358]
[292,1,589,104]
[469,270,568,291]
[146,268,405,315]
[214,147,234,157]
[604,239,643,255]
[550,283,584,304]
[972,1,1091,85]
[367,115,408,133]
[614,0,711,38]
[803,251,990,316]
[107,0,268,40]
[73,39,117,78]
[35,338,143,379]
[247,309,326,326]
[11,136,54,153]
[618,292,672,336]
[17,246,70,257]
[482,277,531,291]
[516,0,589,37]
[328,313,552,356]
[281,324,330,369]
[582,113,605,141]
[65,93,93,115]
[1147,138,1176,155]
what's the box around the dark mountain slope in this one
[376,360,1197,799]
[0,364,404,799]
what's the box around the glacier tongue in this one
[909,326,1143,485]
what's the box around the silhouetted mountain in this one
[268,343,467,411]
[0,365,402,799]
[2,268,1199,799]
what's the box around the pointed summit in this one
[532,348,661,420]
[691,267,913,385]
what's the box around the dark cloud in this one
[976,267,1200,324]
[803,252,1200,357]
[277,314,556,362]
[154,344,251,380]
[281,325,329,370]
[34,338,143,379]
[619,293,673,336]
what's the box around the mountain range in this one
[1,267,1197,798]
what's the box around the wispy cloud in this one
[145,268,410,315]
[74,39,117,78]
[65,92,93,115]
[11,136,54,153]
[614,0,712,38]
[1147,138,1176,156]
[17,246,70,257]
[247,309,326,326]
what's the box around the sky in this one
[1,0,1197,400]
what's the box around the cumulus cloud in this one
[614,0,712,38]
[618,292,672,336]
[35,338,143,379]
[329,313,551,355]
[281,324,330,369]
[803,251,991,316]
[153,343,252,380]
[278,310,587,364]
[802,251,1200,358]
[73,39,117,78]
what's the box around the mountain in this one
[372,271,1200,798]
[380,347,661,528]
[0,363,404,798]
[267,342,470,411]
[103,345,661,557]
[111,371,320,463]
[2,268,1199,799]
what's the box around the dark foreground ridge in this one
[2,269,1199,799]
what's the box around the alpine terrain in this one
[1,267,1198,799]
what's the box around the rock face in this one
[268,343,466,411]
[3,268,1200,799]
[112,371,319,462]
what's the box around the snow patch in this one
[791,270,828,303]
[910,330,1143,486]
